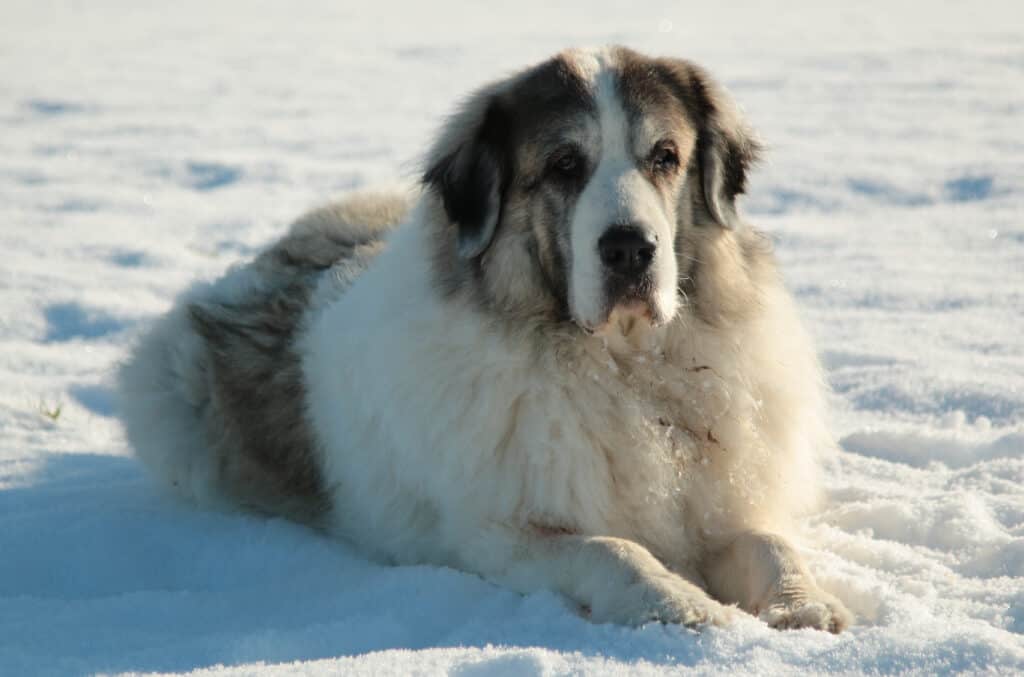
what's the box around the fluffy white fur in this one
[296,205,845,627]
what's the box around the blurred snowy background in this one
[1,1,1022,674]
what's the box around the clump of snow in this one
[1,0,1022,675]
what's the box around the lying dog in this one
[118,46,852,632]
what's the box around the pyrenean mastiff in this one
[118,46,852,632]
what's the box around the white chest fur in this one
[302,217,826,571]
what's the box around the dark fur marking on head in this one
[614,48,761,231]
[609,47,769,328]
[537,188,572,314]
[423,100,511,260]
[424,55,595,326]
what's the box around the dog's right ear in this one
[423,96,510,260]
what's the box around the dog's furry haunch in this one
[118,46,852,632]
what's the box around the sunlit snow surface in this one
[2,1,1023,674]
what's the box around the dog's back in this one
[116,191,410,524]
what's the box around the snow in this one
[2,0,1023,674]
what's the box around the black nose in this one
[598,226,656,277]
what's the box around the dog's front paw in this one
[760,586,852,633]
[594,573,737,628]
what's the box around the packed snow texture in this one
[2,1,1023,674]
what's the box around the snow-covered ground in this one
[2,1,1023,674]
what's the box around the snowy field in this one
[2,1,1023,674]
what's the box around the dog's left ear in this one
[423,96,510,259]
[664,60,762,230]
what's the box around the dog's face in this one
[425,47,760,335]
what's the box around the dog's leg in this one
[463,529,735,627]
[703,531,852,633]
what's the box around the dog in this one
[117,46,852,632]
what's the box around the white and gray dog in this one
[119,46,852,632]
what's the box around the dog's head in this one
[424,47,760,336]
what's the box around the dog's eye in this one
[651,144,679,174]
[549,149,584,179]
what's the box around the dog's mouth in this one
[571,269,678,338]
[597,299,656,336]
[580,291,667,337]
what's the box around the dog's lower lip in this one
[612,298,653,319]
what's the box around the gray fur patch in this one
[187,192,408,525]
[422,54,596,330]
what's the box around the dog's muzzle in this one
[599,225,658,316]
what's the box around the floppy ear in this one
[423,97,510,259]
[671,62,762,230]
[699,121,760,229]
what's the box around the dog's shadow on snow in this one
[2,453,713,675]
